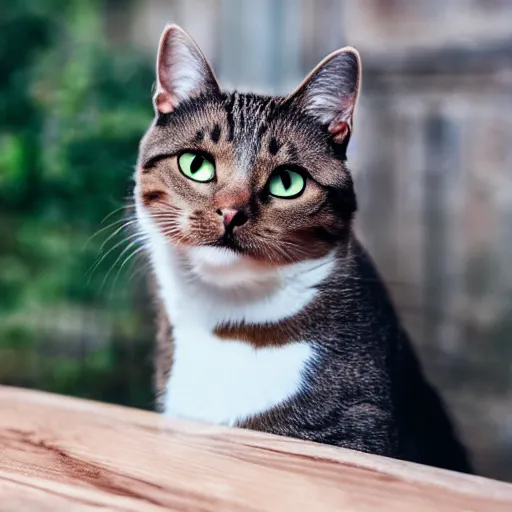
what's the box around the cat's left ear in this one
[154,24,220,114]
[286,47,361,144]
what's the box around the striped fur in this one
[134,24,474,474]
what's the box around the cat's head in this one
[136,24,361,275]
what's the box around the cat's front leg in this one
[239,399,399,459]
[154,297,173,413]
[327,402,399,457]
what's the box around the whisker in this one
[82,216,137,251]
[108,244,148,298]
[87,231,149,283]
[128,258,152,285]
[98,219,140,253]
[100,239,145,292]
[100,204,136,224]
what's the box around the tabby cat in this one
[134,24,473,473]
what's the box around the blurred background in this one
[1,0,511,481]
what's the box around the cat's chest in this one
[147,241,333,426]
[164,323,312,426]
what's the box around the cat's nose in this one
[219,208,248,230]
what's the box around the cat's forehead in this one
[151,92,306,141]
[225,92,277,137]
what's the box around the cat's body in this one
[135,25,473,473]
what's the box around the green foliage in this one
[0,0,155,409]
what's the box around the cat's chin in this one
[185,246,279,289]
[188,246,244,267]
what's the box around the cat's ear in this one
[153,24,220,114]
[287,47,361,144]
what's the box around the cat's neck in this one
[145,226,336,330]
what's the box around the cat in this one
[134,24,473,473]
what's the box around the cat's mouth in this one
[211,232,245,255]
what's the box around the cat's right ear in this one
[286,47,361,145]
[153,24,220,114]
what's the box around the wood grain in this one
[0,387,511,511]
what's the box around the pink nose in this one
[221,208,239,228]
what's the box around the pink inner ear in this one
[155,91,174,114]
[328,120,350,144]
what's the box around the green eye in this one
[268,169,306,198]
[178,152,215,182]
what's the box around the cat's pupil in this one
[281,171,291,190]
[190,155,203,173]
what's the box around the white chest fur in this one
[137,209,333,426]
[166,329,312,426]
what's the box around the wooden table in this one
[0,387,511,511]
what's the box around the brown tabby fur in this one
[137,25,473,473]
